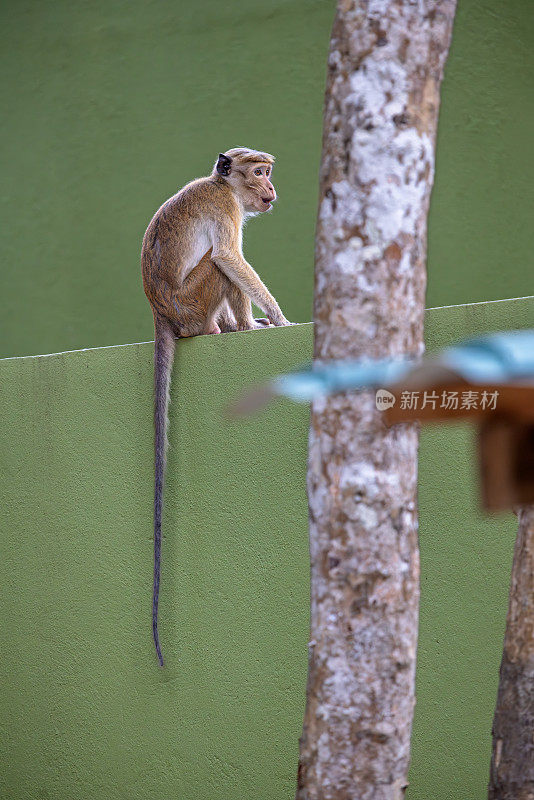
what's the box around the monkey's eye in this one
[254,168,262,176]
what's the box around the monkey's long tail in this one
[153,315,176,667]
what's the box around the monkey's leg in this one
[211,249,289,327]
[215,295,270,333]
[225,283,273,331]
[171,253,232,336]
[216,300,239,333]
[175,254,270,335]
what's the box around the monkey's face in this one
[215,150,277,214]
[245,163,277,213]
[232,163,277,214]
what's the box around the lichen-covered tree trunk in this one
[296,3,456,798]
[488,507,534,799]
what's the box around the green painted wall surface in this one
[1,0,534,359]
[1,296,533,799]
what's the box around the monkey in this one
[141,147,292,666]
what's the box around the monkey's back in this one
[141,177,240,320]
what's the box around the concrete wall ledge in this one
[1,296,533,800]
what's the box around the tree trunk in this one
[488,507,534,799]
[296,3,456,798]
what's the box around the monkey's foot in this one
[242,319,274,331]
[205,322,222,335]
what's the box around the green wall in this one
[1,0,534,359]
[1,296,533,800]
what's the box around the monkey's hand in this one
[271,316,293,327]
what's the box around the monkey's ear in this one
[216,153,232,177]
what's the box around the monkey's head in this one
[213,147,277,214]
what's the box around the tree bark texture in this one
[297,2,456,799]
[489,507,534,800]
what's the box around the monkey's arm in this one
[211,226,289,326]
[214,251,288,326]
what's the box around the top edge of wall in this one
[1,297,532,363]
[0,323,315,363]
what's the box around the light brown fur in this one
[141,148,291,666]
[142,147,290,336]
